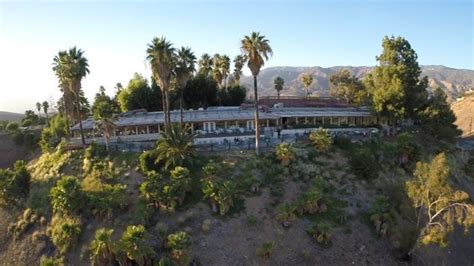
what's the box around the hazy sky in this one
[0,0,472,113]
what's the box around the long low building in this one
[71,105,385,143]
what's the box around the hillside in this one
[241,65,474,102]
[452,94,474,136]
[0,111,25,122]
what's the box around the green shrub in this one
[166,231,191,263]
[139,167,192,211]
[350,147,379,180]
[275,142,295,166]
[6,122,19,131]
[11,130,24,145]
[0,160,31,206]
[30,142,71,181]
[48,216,82,254]
[117,225,153,265]
[139,150,161,173]
[368,195,395,237]
[334,136,353,151]
[307,222,332,246]
[309,128,332,153]
[50,176,83,215]
[8,208,38,240]
[276,203,297,228]
[89,228,116,265]
[202,178,237,215]
[40,255,64,266]
[256,241,274,258]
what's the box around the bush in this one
[0,160,31,206]
[202,178,237,215]
[139,166,192,211]
[307,222,332,246]
[166,231,191,263]
[50,176,83,215]
[90,228,116,265]
[350,147,379,180]
[275,142,295,166]
[6,122,19,131]
[40,255,64,266]
[8,208,38,240]
[30,142,71,181]
[11,130,24,145]
[48,216,82,254]
[368,195,395,237]
[256,241,274,258]
[117,225,153,265]
[309,128,332,153]
[139,150,161,173]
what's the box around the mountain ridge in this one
[240,65,474,102]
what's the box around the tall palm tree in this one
[93,100,117,154]
[36,102,42,117]
[175,47,196,125]
[241,32,273,154]
[212,54,224,87]
[301,73,313,97]
[146,37,176,132]
[42,101,49,126]
[233,55,247,86]
[221,55,231,88]
[198,53,213,77]
[274,76,284,100]
[53,47,90,145]
[53,51,74,128]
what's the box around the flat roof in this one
[72,106,373,130]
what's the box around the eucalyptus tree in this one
[146,37,176,132]
[52,47,90,145]
[175,46,197,124]
[273,76,284,99]
[198,53,213,78]
[233,55,247,86]
[241,31,273,154]
[301,73,313,97]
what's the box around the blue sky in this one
[0,0,472,113]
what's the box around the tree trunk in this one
[277,90,280,100]
[180,87,184,126]
[75,94,86,146]
[253,75,260,155]
[161,87,167,132]
[165,88,171,133]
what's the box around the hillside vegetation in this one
[452,94,474,136]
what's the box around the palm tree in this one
[146,37,176,133]
[273,76,284,100]
[198,53,213,77]
[94,112,116,154]
[53,51,74,129]
[90,228,115,266]
[155,124,196,169]
[36,102,42,117]
[301,73,313,97]
[52,47,90,145]
[221,55,231,88]
[175,47,196,125]
[241,32,273,154]
[212,54,224,87]
[233,55,247,86]
[42,101,49,126]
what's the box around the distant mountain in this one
[241,65,474,102]
[452,94,474,136]
[0,111,25,122]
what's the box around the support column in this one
[266,119,269,127]
[135,126,138,135]
[295,117,299,124]
[276,118,279,126]
[158,124,161,134]
[146,125,150,134]
[191,123,194,133]
[224,121,227,129]
[313,117,316,125]
[305,117,308,124]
